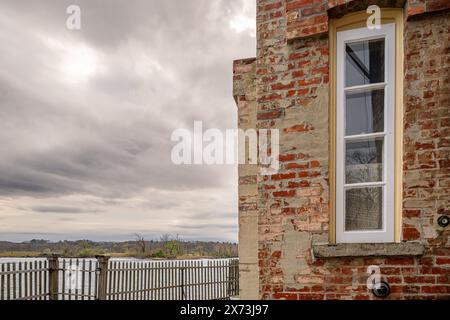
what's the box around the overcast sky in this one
[0,0,256,242]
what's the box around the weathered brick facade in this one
[233,0,450,299]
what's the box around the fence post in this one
[236,259,240,295]
[179,267,185,300]
[47,254,60,300]
[96,255,110,300]
[227,259,239,298]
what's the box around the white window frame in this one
[336,23,395,243]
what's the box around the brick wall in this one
[285,0,450,40]
[257,0,331,299]
[234,0,450,299]
[400,9,450,296]
[233,58,259,299]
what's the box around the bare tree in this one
[134,233,146,254]
[160,233,171,243]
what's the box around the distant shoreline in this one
[0,239,238,259]
[0,252,234,260]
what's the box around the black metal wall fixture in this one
[438,215,450,228]
[372,281,391,298]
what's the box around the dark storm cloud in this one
[0,0,254,241]
[0,0,252,197]
[31,206,101,214]
[176,224,238,230]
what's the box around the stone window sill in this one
[312,242,424,258]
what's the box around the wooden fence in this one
[0,256,239,300]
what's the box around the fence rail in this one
[0,260,49,300]
[0,256,239,300]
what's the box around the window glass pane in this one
[345,89,384,136]
[346,138,383,184]
[345,39,384,87]
[345,187,383,231]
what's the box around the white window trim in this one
[336,23,396,243]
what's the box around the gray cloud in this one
[176,224,238,230]
[0,0,254,242]
[31,206,101,214]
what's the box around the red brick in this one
[236,0,450,302]
[427,0,450,12]
[286,0,315,12]
[436,257,450,265]
[421,286,448,294]
[272,292,299,300]
[285,162,309,170]
[271,172,296,180]
[273,190,296,197]
[310,160,320,168]
[298,78,321,86]
[289,52,309,60]
[257,109,283,120]
[439,159,450,168]
[403,227,421,241]
[404,210,421,218]
[271,81,295,90]
[415,142,434,150]
[287,181,310,188]
[263,2,283,11]
[292,70,305,78]
[284,124,313,133]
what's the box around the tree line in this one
[0,234,237,259]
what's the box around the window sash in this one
[336,23,396,243]
[344,82,386,93]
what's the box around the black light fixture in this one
[372,281,391,298]
[438,215,450,228]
